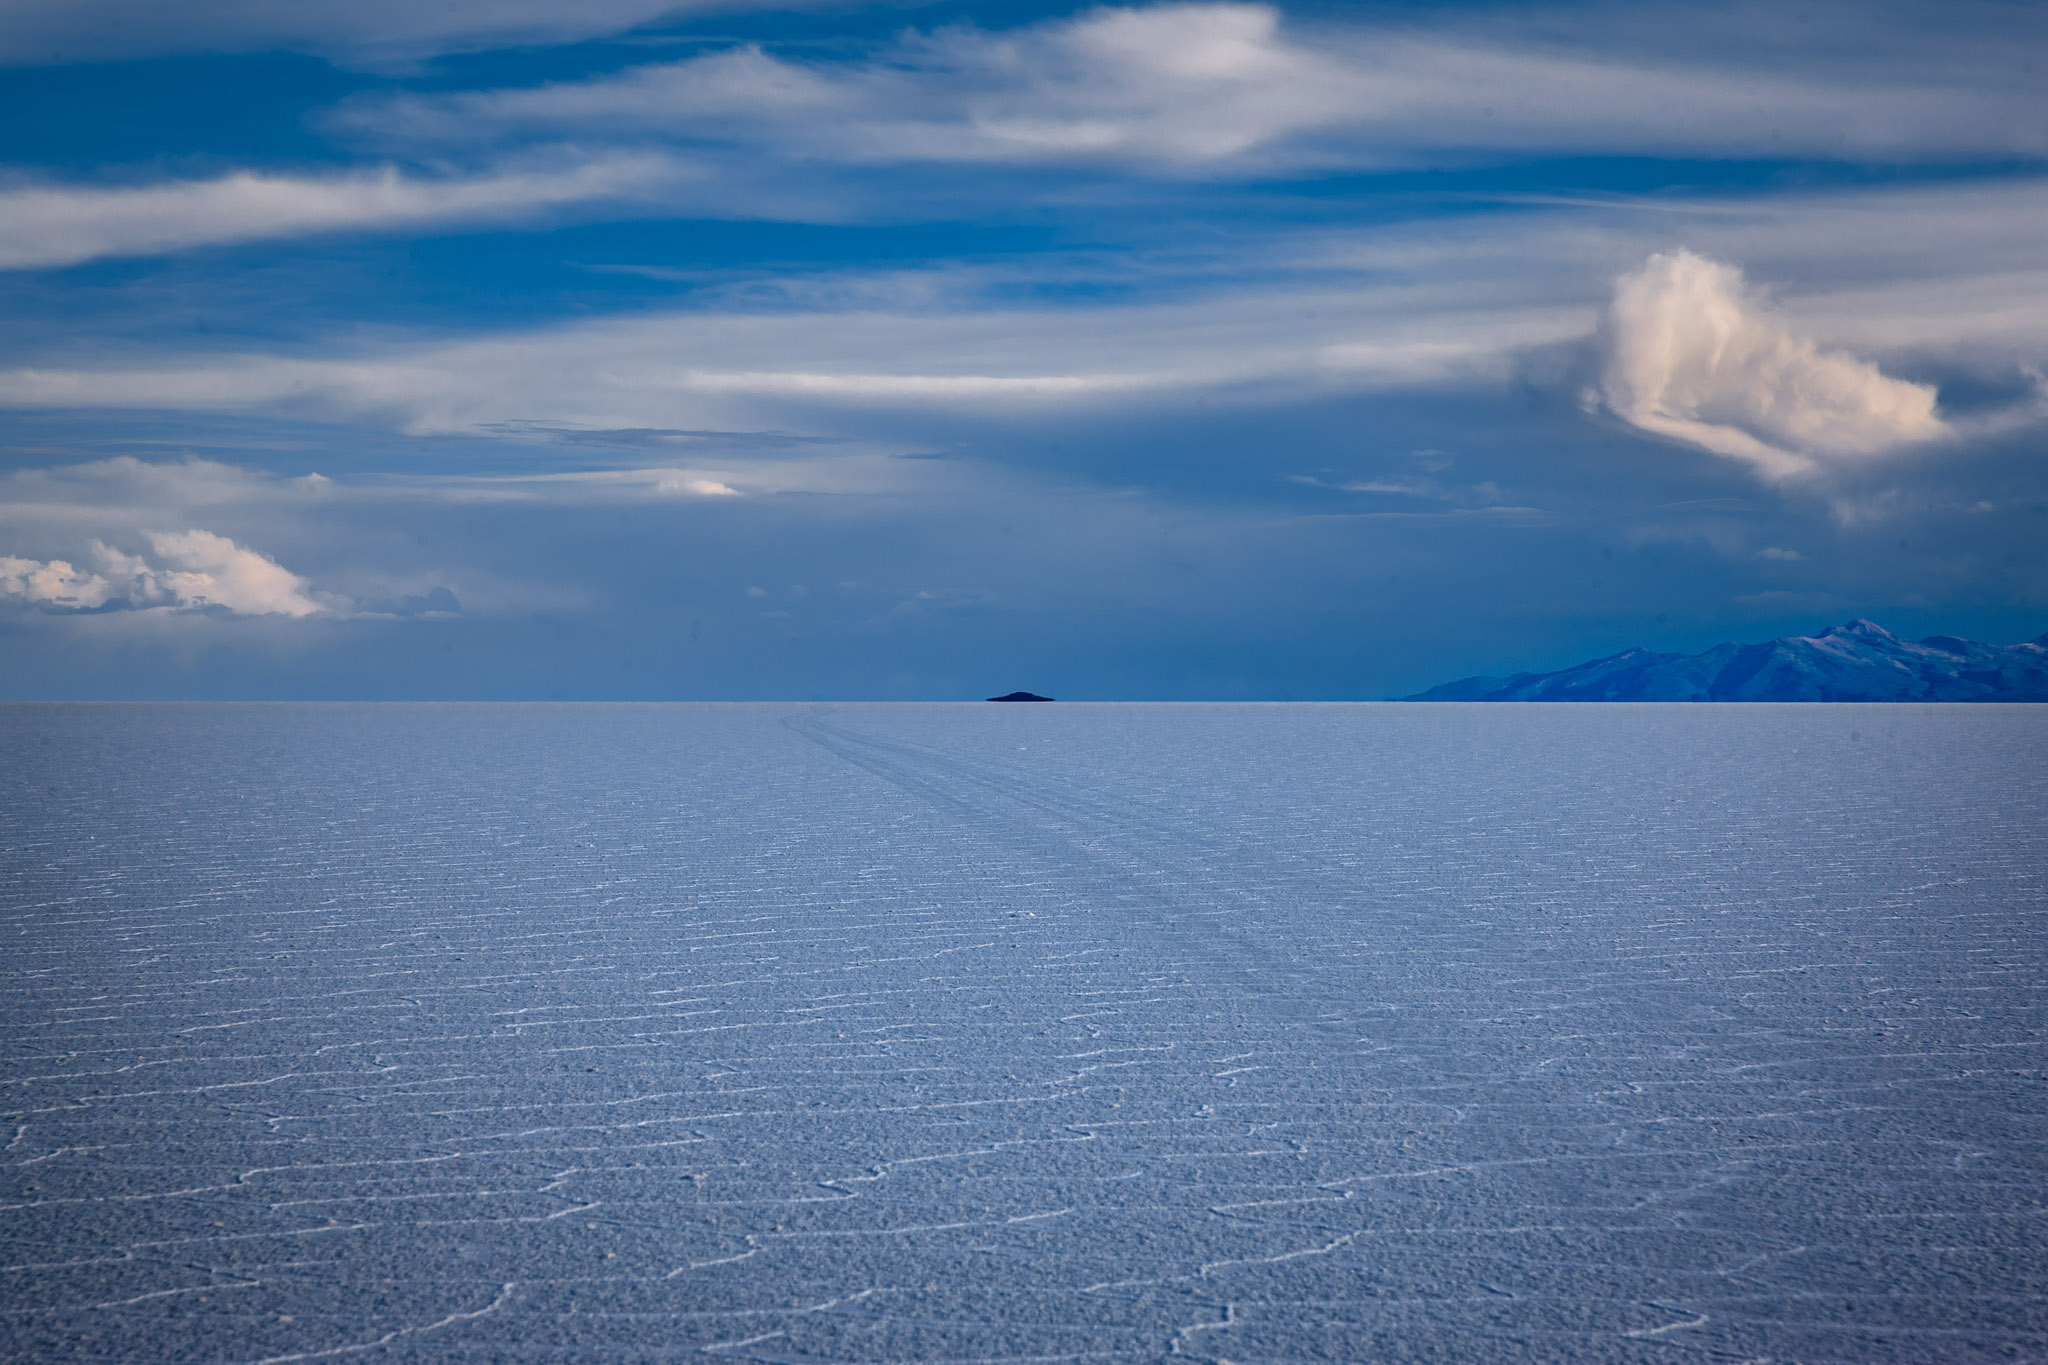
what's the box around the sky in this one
[0,0,2043,700]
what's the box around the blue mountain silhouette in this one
[1408,620,2048,702]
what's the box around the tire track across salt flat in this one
[781,706,1393,1044]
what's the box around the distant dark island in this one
[987,691,1055,702]
[1407,620,2048,702]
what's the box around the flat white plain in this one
[2,702,2044,1362]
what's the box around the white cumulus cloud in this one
[0,532,324,616]
[1598,249,1949,479]
[0,554,115,610]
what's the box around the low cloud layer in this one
[1599,250,1949,479]
[0,531,324,615]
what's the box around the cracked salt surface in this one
[2,702,2045,1362]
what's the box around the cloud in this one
[3,8,2039,271]
[0,457,639,620]
[1,180,2040,452]
[360,586,462,617]
[340,3,2048,169]
[0,157,680,271]
[0,208,1620,432]
[142,530,327,615]
[0,532,324,615]
[425,466,750,499]
[0,288,1561,432]
[352,5,1345,163]
[1598,249,1948,479]
[0,0,804,68]
[0,554,114,610]
[0,453,834,525]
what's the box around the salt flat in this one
[2,702,2045,1362]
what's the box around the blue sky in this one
[1,0,2043,699]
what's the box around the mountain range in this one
[1407,620,2048,702]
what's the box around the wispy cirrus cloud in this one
[0,278,1579,433]
[339,3,2048,168]
[1,6,2039,273]
[0,156,683,271]
[5,176,2045,446]
[0,0,820,68]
